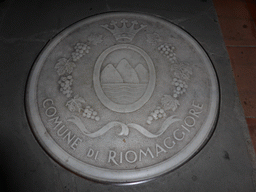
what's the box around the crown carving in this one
[101,19,147,42]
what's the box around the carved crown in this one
[101,19,147,42]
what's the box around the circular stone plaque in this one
[26,12,219,183]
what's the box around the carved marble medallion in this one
[26,12,219,183]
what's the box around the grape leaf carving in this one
[88,34,103,46]
[55,58,76,76]
[171,63,192,80]
[161,95,180,111]
[66,95,86,113]
[146,33,162,45]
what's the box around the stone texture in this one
[0,0,255,191]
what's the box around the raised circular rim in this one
[25,12,219,183]
[93,44,156,113]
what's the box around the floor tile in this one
[226,47,256,117]
[214,0,251,19]
[213,0,256,45]
[218,18,256,45]
[245,0,256,25]
[246,118,256,153]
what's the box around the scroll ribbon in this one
[67,115,180,138]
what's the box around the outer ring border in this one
[25,12,219,184]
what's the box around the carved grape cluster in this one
[58,75,73,98]
[82,106,100,121]
[147,106,167,124]
[171,78,188,98]
[158,44,177,63]
[54,35,104,121]
[71,43,91,61]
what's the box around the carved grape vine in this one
[54,33,103,121]
[146,34,193,123]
